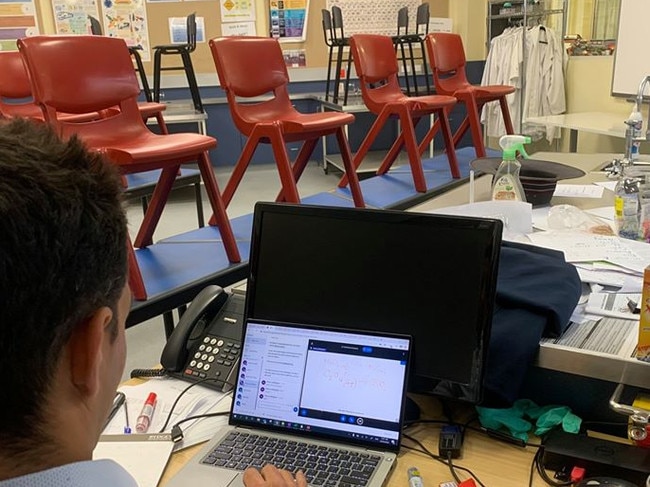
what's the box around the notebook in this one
[167,319,411,487]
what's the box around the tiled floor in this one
[122,162,342,381]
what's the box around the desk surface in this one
[159,394,549,487]
[526,112,627,139]
[412,151,650,391]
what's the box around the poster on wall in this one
[221,21,255,36]
[51,0,101,34]
[168,15,204,43]
[326,0,420,36]
[269,0,307,43]
[220,0,255,22]
[0,0,39,51]
[102,0,151,60]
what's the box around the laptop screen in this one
[230,320,411,452]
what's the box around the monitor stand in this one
[404,396,421,423]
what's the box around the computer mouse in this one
[577,478,637,487]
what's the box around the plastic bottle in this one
[491,135,530,202]
[628,106,643,161]
[614,167,641,240]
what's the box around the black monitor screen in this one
[246,203,503,404]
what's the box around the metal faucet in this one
[635,75,650,140]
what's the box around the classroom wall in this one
[35,0,448,76]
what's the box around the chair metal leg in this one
[153,49,163,103]
[180,49,203,113]
[130,48,153,102]
[194,182,205,228]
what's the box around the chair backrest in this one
[209,36,293,134]
[424,33,470,95]
[187,13,197,51]
[18,35,145,140]
[349,34,403,113]
[0,51,32,100]
[415,3,430,35]
[0,50,41,119]
[321,9,334,46]
[397,6,409,36]
[331,6,347,41]
[88,15,103,35]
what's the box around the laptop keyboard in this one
[201,431,382,486]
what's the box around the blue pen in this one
[124,398,131,434]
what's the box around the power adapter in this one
[439,425,463,459]
[541,430,650,485]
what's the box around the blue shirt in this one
[0,459,138,487]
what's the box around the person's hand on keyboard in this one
[243,464,307,487]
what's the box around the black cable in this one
[533,447,572,487]
[158,378,235,433]
[446,452,461,484]
[170,411,230,442]
[401,433,487,487]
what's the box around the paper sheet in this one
[103,377,232,451]
[553,184,605,199]
[94,434,173,487]
[585,292,641,320]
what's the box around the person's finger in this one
[243,467,265,487]
[260,464,286,485]
[295,470,308,487]
[280,468,300,485]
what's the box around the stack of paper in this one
[103,376,232,452]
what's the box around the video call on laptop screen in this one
[231,321,411,450]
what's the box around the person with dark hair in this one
[0,118,305,487]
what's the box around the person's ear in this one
[68,306,114,398]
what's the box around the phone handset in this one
[160,285,228,373]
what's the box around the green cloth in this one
[476,398,582,442]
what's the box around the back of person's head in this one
[0,118,128,453]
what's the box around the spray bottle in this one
[491,135,530,202]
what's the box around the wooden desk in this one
[411,151,650,392]
[159,394,549,486]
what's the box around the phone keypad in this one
[183,335,241,386]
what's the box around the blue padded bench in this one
[127,147,498,329]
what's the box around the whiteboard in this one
[611,0,650,97]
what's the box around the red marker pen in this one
[135,392,157,433]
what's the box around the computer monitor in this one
[245,203,503,404]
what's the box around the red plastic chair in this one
[0,50,168,133]
[425,33,515,158]
[0,51,98,122]
[208,36,364,209]
[18,35,240,300]
[339,34,459,193]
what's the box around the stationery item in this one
[94,433,173,487]
[166,320,412,487]
[104,391,126,431]
[136,392,157,433]
[408,467,424,487]
[124,397,131,434]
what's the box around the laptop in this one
[167,319,412,487]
